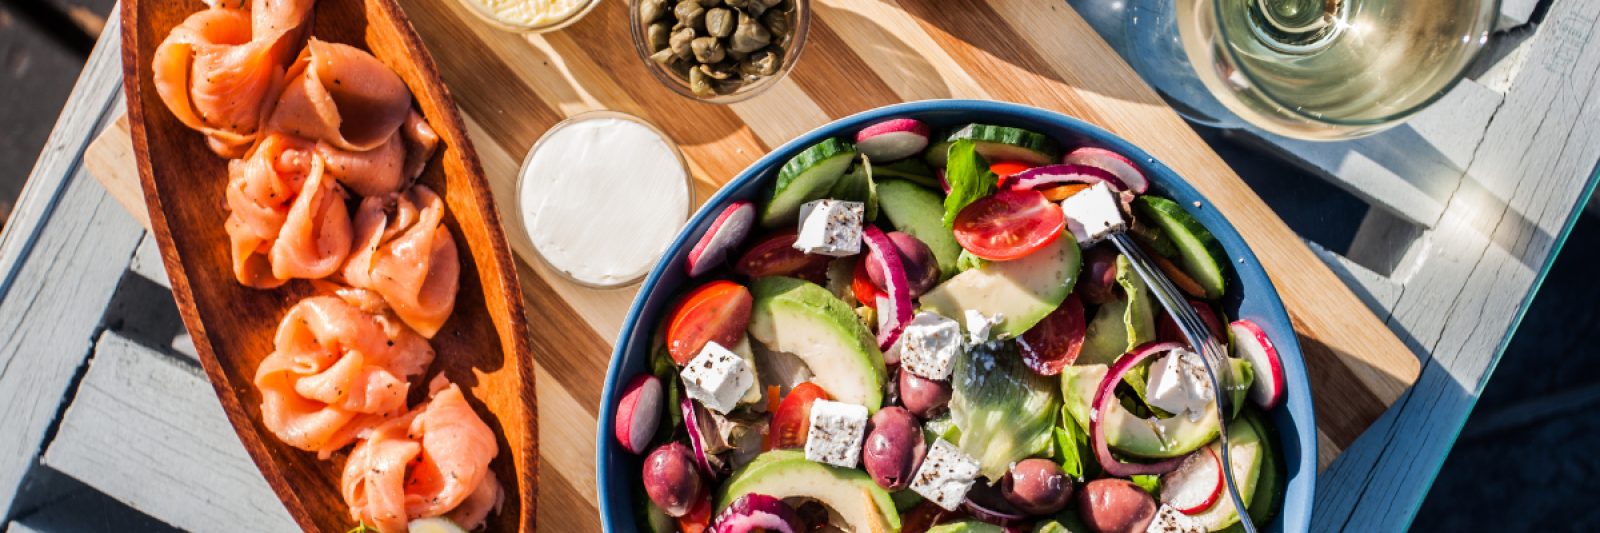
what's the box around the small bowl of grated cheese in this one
[455,0,601,33]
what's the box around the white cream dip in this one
[468,0,589,28]
[518,115,689,287]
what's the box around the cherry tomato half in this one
[952,190,1066,261]
[852,258,885,310]
[665,280,753,365]
[989,160,1036,179]
[1019,294,1086,375]
[765,383,829,451]
[733,229,831,284]
[677,492,712,533]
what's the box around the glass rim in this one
[627,0,812,104]
[513,110,695,290]
[1206,0,1502,127]
[454,0,602,33]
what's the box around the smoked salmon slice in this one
[224,133,354,287]
[255,296,434,459]
[342,375,501,533]
[317,110,437,197]
[151,0,311,158]
[342,185,460,338]
[267,39,414,153]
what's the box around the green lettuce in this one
[941,140,997,229]
[830,161,879,222]
[951,342,1061,480]
[1076,255,1156,365]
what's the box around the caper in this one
[760,9,789,41]
[744,2,767,17]
[696,0,723,7]
[691,36,726,63]
[669,27,697,60]
[713,78,746,95]
[739,48,780,76]
[650,48,675,64]
[730,11,771,53]
[674,1,706,30]
[705,8,735,38]
[727,48,750,61]
[757,0,782,7]
[647,22,673,52]
[723,0,754,9]
[639,0,668,24]
[689,67,714,97]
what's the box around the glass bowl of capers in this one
[630,0,808,103]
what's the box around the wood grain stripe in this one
[563,0,767,186]
[537,452,604,532]
[729,77,831,148]
[518,259,614,415]
[892,0,1104,124]
[788,17,901,118]
[397,0,564,153]
[536,364,600,498]
[812,0,988,101]
[1294,322,1392,450]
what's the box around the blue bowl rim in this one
[595,99,1316,533]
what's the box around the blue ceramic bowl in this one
[597,100,1315,532]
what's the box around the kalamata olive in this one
[862,407,926,491]
[867,232,941,298]
[1079,245,1120,305]
[898,370,952,419]
[1076,479,1157,533]
[643,443,704,517]
[1002,459,1073,515]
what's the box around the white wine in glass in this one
[1159,0,1499,139]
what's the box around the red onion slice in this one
[712,494,806,533]
[962,481,1028,527]
[1092,342,1189,477]
[681,396,721,477]
[862,225,912,349]
[1005,164,1129,193]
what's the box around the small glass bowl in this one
[628,0,811,104]
[513,110,695,290]
[455,0,601,33]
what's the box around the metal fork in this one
[1108,231,1259,533]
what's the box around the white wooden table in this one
[1,0,1597,531]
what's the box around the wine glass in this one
[1121,0,1500,140]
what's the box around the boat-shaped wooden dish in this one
[120,1,536,531]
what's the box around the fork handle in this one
[1108,232,1259,533]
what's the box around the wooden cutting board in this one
[89,0,1421,528]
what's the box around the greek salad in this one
[615,118,1291,533]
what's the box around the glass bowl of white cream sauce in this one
[456,0,601,33]
[515,111,694,289]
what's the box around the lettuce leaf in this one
[952,341,1061,480]
[941,139,997,230]
[1076,255,1156,365]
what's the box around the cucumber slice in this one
[1132,196,1229,299]
[760,138,858,227]
[829,163,879,222]
[925,124,1062,167]
[873,158,941,189]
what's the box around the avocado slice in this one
[928,521,1008,533]
[747,277,887,412]
[1060,364,1219,459]
[717,449,901,532]
[1226,408,1285,529]
[877,179,963,279]
[919,232,1081,340]
[1076,255,1156,366]
[1190,418,1263,531]
[1032,509,1092,533]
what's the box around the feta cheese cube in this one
[886,312,962,381]
[1146,349,1215,421]
[681,341,756,414]
[910,438,980,511]
[794,200,864,256]
[804,400,869,468]
[963,309,1005,345]
[1060,182,1126,244]
[1145,504,1206,533]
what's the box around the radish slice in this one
[687,200,756,277]
[1005,164,1129,193]
[681,396,722,477]
[862,225,912,349]
[614,374,663,454]
[1160,446,1223,515]
[856,119,931,162]
[1230,320,1285,410]
[712,494,806,533]
[1062,147,1148,194]
[1092,342,1189,477]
